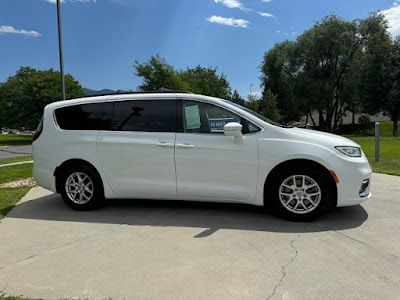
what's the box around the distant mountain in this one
[83,88,117,96]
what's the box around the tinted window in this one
[55,102,111,130]
[111,100,175,132]
[181,100,260,134]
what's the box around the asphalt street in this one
[0,173,399,299]
[0,145,32,159]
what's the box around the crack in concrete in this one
[266,232,301,300]
[0,223,123,272]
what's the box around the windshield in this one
[222,100,280,126]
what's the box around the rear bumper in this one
[32,146,57,193]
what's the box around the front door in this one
[175,100,259,202]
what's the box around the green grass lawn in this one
[377,121,399,137]
[0,156,33,165]
[0,161,33,218]
[0,163,33,184]
[0,135,32,147]
[346,136,400,176]
[0,187,32,219]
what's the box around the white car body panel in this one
[33,93,372,209]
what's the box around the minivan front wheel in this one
[270,167,333,221]
[60,164,104,210]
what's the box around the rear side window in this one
[55,102,111,130]
[111,100,176,132]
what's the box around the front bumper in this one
[333,155,372,207]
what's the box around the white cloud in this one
[0,25,41,37]
[214,0,245,10]
[276,30,280,33]
[262,0,272,2]
[257,11,275,18]
[206,15,249,28]
[382,5,400,37]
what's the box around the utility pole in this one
[57,0,65,100]
[250,84,254,96]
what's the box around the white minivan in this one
[33,92,372,221]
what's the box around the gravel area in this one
[0,177,36,188]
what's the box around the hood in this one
[280,127,360,149]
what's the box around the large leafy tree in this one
[0,67,85,129]
[180,66,231,99]
[261,15,362,131]
[299,15,361,132]
[134,55,232,99]
[359,13,399,136]
[260,41,300,124]
[134,55,190,91]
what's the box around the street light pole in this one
[57,0,65,100]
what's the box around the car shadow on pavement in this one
[7,193,368,236]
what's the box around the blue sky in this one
[1,0,399,97]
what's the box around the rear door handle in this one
[176,143,195,149]
[156,142,174,148]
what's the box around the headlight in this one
[335,146,362,157]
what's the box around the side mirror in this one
[224,122,243,144]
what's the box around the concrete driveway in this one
[0,173,399,300]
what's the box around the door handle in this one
[156,142,174,148]
[177,143,195,149]
[156,142,168,147]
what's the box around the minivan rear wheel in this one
[60,164,104,210]
[270,167,333,221]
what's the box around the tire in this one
[60,164,104,211]
[269,166,333,221]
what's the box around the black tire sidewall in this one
[270,167,333,221]
[60,164,104,211]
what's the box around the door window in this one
[111,100,176,132]
[181,100,260,134]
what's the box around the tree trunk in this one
[319,111,325,131]
[352,104,355,125]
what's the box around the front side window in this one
[55,102,110,130]
[111,100,176,132]
[181,100,260,134]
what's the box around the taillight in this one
[33,116,44,142]
[32,131,41,142]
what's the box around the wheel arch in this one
[55,158,104,194]
[263,158,337,207]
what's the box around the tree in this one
[359,13,399,136]
[260,41,301,124]
[134,55,190,91]
[261,14,383,132]
[259,89,281,122]
[0,67,85,129]
[180,66,231,99]
[134,55,232,98]
[230,90,246,106]
[246,93,260,113]
[389,37,400,136]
